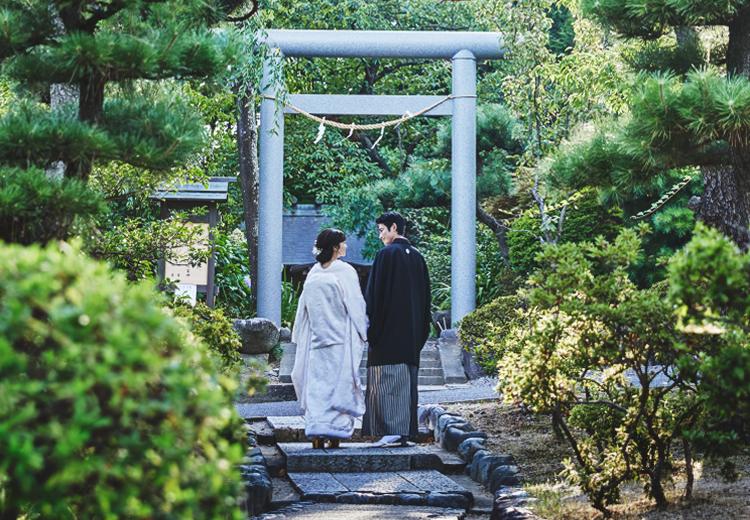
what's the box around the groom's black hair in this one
[376,211,405,235]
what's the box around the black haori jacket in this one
[365,237,431,366]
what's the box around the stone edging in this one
[241,429,273,516]
[418,404,542,520]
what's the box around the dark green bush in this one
[458,295,525,373]
[0,166,103,244]
[0,241,245,519]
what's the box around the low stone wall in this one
[240,429,273,516]
[418,404,542,520]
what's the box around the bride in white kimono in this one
[291,229,368,449]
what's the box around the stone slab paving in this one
[335,472,420,494]
[257,503,466,519]
[287,470,471,508]
[279,442,465,473]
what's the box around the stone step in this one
[357,367,444,377]
[268,417,364,443]
[358,358,442,369]
[264,417,435,444]
[257,503,466,519]
[280,340,458,384]
[279,442,465,474]
[270,476,300,507]
[418,376,446,386]
[286,470,472,509]
[356,376,446,386]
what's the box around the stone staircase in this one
[249,415,496,519]
[358,343,445,387]
[280,339,461,388]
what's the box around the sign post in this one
[152,179,230,307]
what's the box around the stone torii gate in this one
[258,30,505,326]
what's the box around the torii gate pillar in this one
[258,30,504,326]
[450,50,477,328]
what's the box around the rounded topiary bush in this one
[458,295,525,374]
[0,241,245,519]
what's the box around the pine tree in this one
[555,1,750,247]
[0,1,246,180]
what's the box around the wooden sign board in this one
[164,223,210,286]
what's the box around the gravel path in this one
[235,378,499,418]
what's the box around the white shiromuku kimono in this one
[291,260,368,439]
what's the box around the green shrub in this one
[0,241,245,519]
[171,300,244,375]
[281,272,301,329]
[0,166,103,245]
[498,228,705,515]
[214,228,254,319]
[668,223,750,453]
[458,295,525,373]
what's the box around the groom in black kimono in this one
[362,211,431,447]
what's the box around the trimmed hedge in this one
[0,241,245,519]
[458,295,525,374]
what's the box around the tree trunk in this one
[237,87,260,315]
[683,438,694,500]
[354,130,393,176]
[703,8,750,248]
[47,83,78,180]
[698,164,750,249]
[476,203,509,263]
[67,73,105,179]
[650,462,669,509]
[727,6,750,77]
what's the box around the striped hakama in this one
[361,364,419,438]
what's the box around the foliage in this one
[283,117,385,205]
[475,0,629,161]
[86,210,209,282]
[581,0,747,39]
[458,295,526,373]
[171,300,244,377]
[498,227,699,515]
[0,1,240,176]
[327,104,518,259]
[433,104,524,172]
[507,188,624,275]
[214,228,254,319]
[558,0,750,246]
[0,77,14,116]
[0,240,245,519]
[281,272,301,329]
[667,223,750,453]
[0,166,104,244]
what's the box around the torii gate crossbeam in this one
[258,30,505,327]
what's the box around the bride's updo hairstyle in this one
[314,228,346,264]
